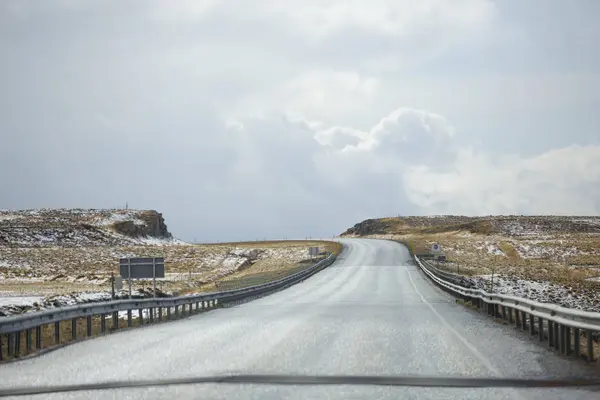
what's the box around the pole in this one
[152,258,156,299]
[111,272,115,300]
[128,259,132,300]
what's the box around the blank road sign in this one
[309,247,320,256]
[120,257,165,279]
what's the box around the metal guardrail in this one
[415,256,599,362]
[0,253,337,361]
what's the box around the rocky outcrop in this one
[0,208,174,247]
[112,210,172,239]
[342,216,600,237]
[342,219,396,236]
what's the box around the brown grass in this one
[0,240,342,299]
[498,241,519,259]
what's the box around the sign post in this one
[110,272,115,300]
[152,258,156,298]
[128,258,132,299]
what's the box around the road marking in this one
[407,271,529,400]
[407,270,502,376]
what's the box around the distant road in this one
[1,239,597,399]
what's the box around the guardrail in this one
[0,253,337,361]
[415,256,599,362]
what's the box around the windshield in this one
[1,1,600,399]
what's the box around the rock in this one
[112,210,172,239]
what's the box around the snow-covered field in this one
[465,274,600,312]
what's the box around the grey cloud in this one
[1,1,599,241]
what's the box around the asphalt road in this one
[1,239,598,399]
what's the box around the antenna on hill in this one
[125,202,128,210]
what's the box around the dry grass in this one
[498,241,519,259]
[0,240,341,300]
[180,241,341,295]
[364,218,600,291]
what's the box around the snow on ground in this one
[0,296,43,307]
[465,274,600,312]
[133,236,188,245]
[487,243,505,256]
[91,211,146,227]
[0,289,167,317]
[515,243,581,259]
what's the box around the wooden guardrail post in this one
[565,326,571,355]
[54,321,60,343]
[7,332,15,358]
[574,328,580,358]
[25,329,32,353]
[14,331,20,357]
[71,318,77,340]
[35,326,41,349]
[112,311,118,330]
[586,330,594,362]
[538,317,544,342]
[559,325,565,354]
[100,314,106,333]
[548,320,554,348]
[529,314,535,336]
[86,316,92,337]
[127,310,133,327]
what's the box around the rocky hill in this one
[0,209,173,247]
[342,215,600,237]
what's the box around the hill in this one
[342,215,600,237]
[0,208,173,247]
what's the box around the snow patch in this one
[486,243,505,256]
[468,274,600,312]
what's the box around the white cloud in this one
[229,107,600,222]
[403,145,600,216]
[233,70,382,124]
[258,0,495,39]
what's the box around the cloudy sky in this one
[1,0,599,241]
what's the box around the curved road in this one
[1,239,598,399]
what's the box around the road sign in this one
[431,243,441,253]
[309,247,320,257]
[119,257,165,279]
[119,257,165,299]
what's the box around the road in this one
[0,239,598,399]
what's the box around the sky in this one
[1,0,599,242]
